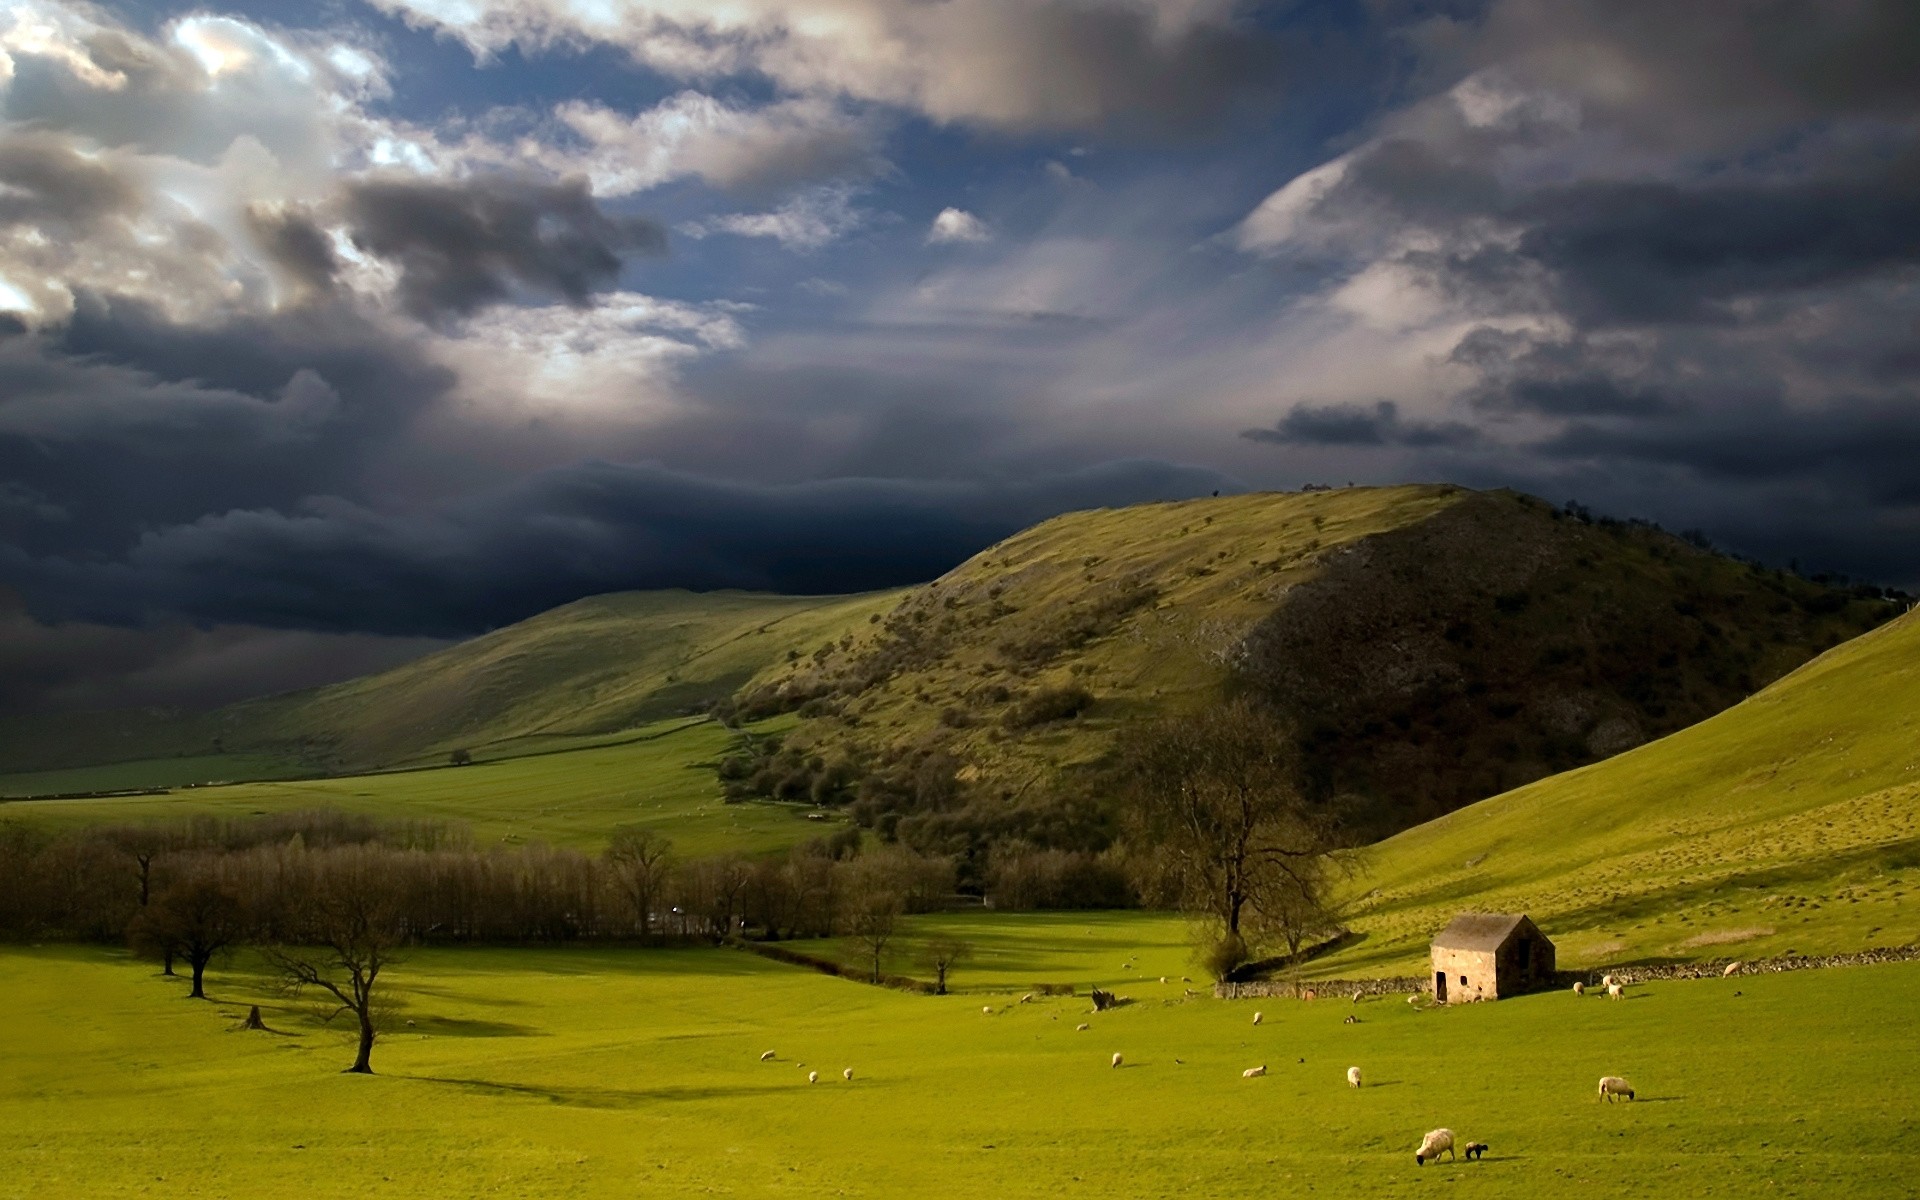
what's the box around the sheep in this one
[1723,961,1743,977]
[1252,1011,1264,1026]
[1076,1022,1090,1031]
[1415,1128,1455,1165]
[1351,990,1363,1004]
[1243,1065,1267,1078]
[982,1005,994,1014]
[1463,1141,1489,1161]
[1598,1075,1635,1102]
[1606,982,1624,1000]
[1572,981,1585,995]
[1182,976,1193,983]
[1301,989,1318,1002]
[1347,1066,1362,1088]
[807,1071,819,1084]
[1408,994,1422,1006]
[1343,1015,1358,1025]
[1019,993,1034,1004]
[843,1068,854,1082]
[405,1019,416,1027]
[1111,1052,1124,1069]
[1602,973,1617,988]
[760,1050,776,1062]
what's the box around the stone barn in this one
[1429,914,1554,1003]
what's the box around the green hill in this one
[734,485,1897,842]
[1318,605,1920,978]
[0,590,898,791]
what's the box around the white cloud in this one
[927,207,990,244]
[682,186,866,250]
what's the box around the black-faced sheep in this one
[1598,1075,1635,1102]
[1111,1052,1124,1069]
[1243,1065,1267,1078]
[1347,1066,1362,1088]
[1415,1128,1454,1165]
[1463,1141,1488,1161]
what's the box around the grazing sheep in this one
[1572,981,1585,995]
[1182,976,1193,983]
[1463,1141,1489,1161]
[1347,1066,1362,1088]
[1111,1053,1124,1069]
[843,1068,854,1081]
[1606,982,1624,1000]
[1343,1015,1358,1025]
[1598,1075,1635,1102]
[807,1071,819,1084]
[405,1019,416,1027]
[760,1050,776,1061]
[1408,994,1422,1006]
[1723,961,1743,977]
[1252,1011,1264,1026]
[983,1005,994,1014]
[1351,990,1363,1004]
[1076,1023,1090,1031]
[1415,1128,1455,1165]
[1602,973,1617,988]
[1243,1065,1267,1078]
[1020,993,1034,1004]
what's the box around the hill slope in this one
[0,590,897,788]
[1318,605,1920,977]
[736,485,1897,842]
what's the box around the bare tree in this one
[263,862,404,1074]
[918,936,974,994]
[845,888,904,984]
[132,875,245,999]
[103,824,177,973]
[603,827,673,939]
[1122,698,1347,978]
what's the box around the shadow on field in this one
[410,1075,795,1107]
[413,1017,543,1038]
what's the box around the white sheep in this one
[807,1071,819,1084]
[1111,1052,1124,1069]
[1415,1128,1455,1165]
[1252,1011,1263,1026]
[760,1050,776,1061]
[982,1005,993,1015]
[1408,994,1422,1006]
[1347,1066,1362,1088]
[1351,990,1363,1004]
[1723,961,1743,977]
[1572,981,1584,995]
[1019,993,1034,1004]
[1076,1023,1090,1031]
[1598,1075,1635,1102]
[1243,1065,1267,1078]
[842,1068,854,1081]
[1602,973,1617,988]
[1160,976,1169,984]
[1606,982,1624,1000]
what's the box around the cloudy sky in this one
[2,0,1917,711]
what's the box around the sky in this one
[2,0,1918,712]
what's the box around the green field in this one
[0,718,838,855]
[4,938,1914,1198]
[1327,608,1920,978]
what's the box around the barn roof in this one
[1431,913,1540,951]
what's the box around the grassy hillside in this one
[1318,607,1920,978]
[0,717,842,855]
[5,942,1915,1197]
[0,590,898,787]
[738,485,1898,840]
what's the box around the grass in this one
[786,910,1200,991]
[0,717,840,855]
[4,939,1916,1198]
[0,589,901,784]
[1325,607,1920,978]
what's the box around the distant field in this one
[0,718,838,855]
[4,942,1914,1198]
[787,910,1199,991]
[0,753,309,797]
[1324,609,1920,978]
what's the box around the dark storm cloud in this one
[1241,401,1477,448]
[0,132,140,228]
[3,459,1241,638]
[246,204,341,296]
[342,176,668,320]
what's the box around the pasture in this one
[0,718,839,855]
[3,933,1913,1198]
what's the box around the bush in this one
[1003,684,1095,729]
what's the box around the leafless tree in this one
[845,888,904,983]
[263,859,405,1074]
[1122,697,1348,978]
[133,874,246,999]
[918,936,974,994]
[604,827,673,939]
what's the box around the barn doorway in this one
[1434,971,1448,1002]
